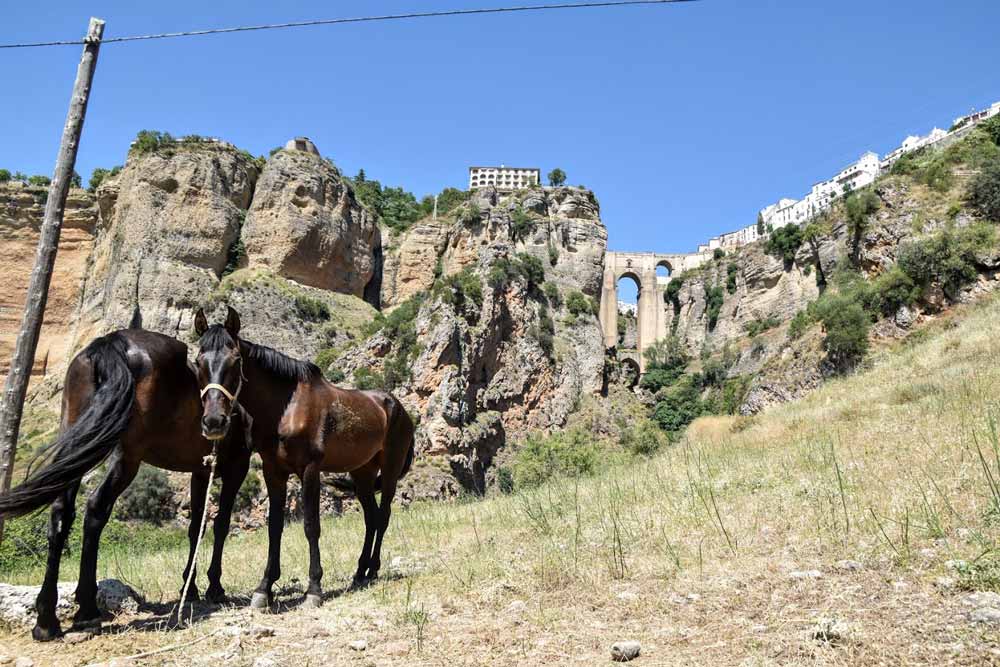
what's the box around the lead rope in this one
[175,441,219,626]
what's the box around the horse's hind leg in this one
[367,477,398,581]
[350,469,378,587]
[301,461,324,608]
[32,482,80,641]
[73,452,139,628]
[206,454,250,603]
[251,461,287,610]
[180,471,210,602]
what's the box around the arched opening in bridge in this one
[620,357,640,388]
[655,260,672,283]
[615,273,641,349]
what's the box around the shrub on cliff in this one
[815,297,870,369]
[547,168,566,187]
[966,159,1000,222]
[0,169,9,183]
[766,224,804,264]
[512,207,535,241]
[130,130,176,155]
[88,165,122,192]
[294,294,330,321]
[116,467,176,525]
[845,190,881,252]
[726,263,739,293]
[434,268,483,322]
[897,223,993,299]
[566,290,597,317]
[640,336,689,394]
[27,175,50,187]
[705,285,725,330]
[651,376,704,436]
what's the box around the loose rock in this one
[789,570,823,580]
[811,618,852,645]
[835,560,862,572]
[969,607,1000,625]
[63,631,94,644]
[610,640,641,662]
[348,640,368,652]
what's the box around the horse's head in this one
[193,306,244,441]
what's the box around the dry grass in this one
[6,295,1000,664]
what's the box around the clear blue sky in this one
[3,1,998,302]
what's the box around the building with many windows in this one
[468,165,540,191]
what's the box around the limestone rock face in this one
[72,143,258,345]
[340,188,608,495]
[0,184,98,384]
[243,150,380,303]
[381,186,606,307]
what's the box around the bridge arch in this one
[598,250,712,373]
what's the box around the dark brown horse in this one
[193,307,415,608]
[0,328,250,641]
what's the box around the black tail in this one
[0,334,135,520]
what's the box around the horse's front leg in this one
[301,461,324,608]
[251,460,287,610]
[206,453,250,603]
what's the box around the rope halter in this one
[199,354,246,440]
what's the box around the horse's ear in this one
[224,306,241,338]
[194,308,208,337]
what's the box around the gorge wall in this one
[2,138,607,500]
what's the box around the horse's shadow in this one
[88,572,412,635]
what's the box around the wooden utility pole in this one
[0,17,105,542]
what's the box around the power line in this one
[0,0,698,50]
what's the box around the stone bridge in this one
[598,251,711,373]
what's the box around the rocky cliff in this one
[659,131,1000,415]
[6,138,608,501]
[341,185,608,495]
[0,184,98,383]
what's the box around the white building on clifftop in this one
[469,165,540,191]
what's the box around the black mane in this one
[200,325,321,382]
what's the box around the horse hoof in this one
[250,592,271,610]
[71,614,102,631]
[205,587,227,604]
[32,622,63,642]
[303,593,322,609]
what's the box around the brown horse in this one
[0,328,250,641]
[193,307,415,608]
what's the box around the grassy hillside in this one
[5,293,1000,664]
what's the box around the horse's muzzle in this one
[201,414,229,441]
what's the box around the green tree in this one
[27,175,51,187]
[639,336,689,393]
[0,169,10,183]
[651,376,703,435]
[966,159,1000,222]
[765,224,804,264]
[547,168,566,187]
[705,285,725,330]
[88,166,122,193]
